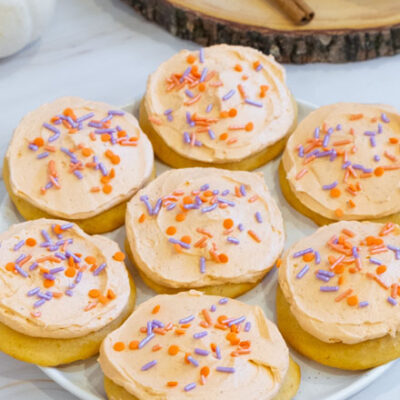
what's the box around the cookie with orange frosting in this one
[99,290,300,400]
[0,219,135,366]
[277,220,400,370]
[140,44,297,170]
[4,97,154,234]
[125,168,284,297]
[280,103,400,225]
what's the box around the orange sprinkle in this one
[196,228,213,238]
[180,235,192,244]
[200,366,210,377]
[101,133,111,142]
[138,213,146,223]
[113,251,125,261]
[303,253,314,262]
[245,122,254,132]
[5,262,15,272]
[88,289,101,298]
[295,168,308,180]
[85,256,96,264]
[65,267,76,278]
[186,54,196,64]
[349,113,363,121]
[234,64,243,72]
[26,237,37,246]
[113,342,125,352]
[152,305,161,314]
[44,279,55,288]
[335,208,344,218]
[389,137,399,144]
[103,184,112,194]
[129,340,139,350]
[347,295,358,306]
[168,345,180,355]
[275,258,282,268]
[223,218,234,229]
[176,213,186,222]
[167,381,178,387]
[107,289,116,300]
[33,137,45,147]
[237,84,247,99]
[342,228,355,237]
[220,111,229,118]
[166,226,177,235]
[229,108,237,117]
[219,132,228,141]
[91,186,100,192]
[330,187,341,198]
[335,288,353,302]
[54,224,63,235]
[218,253,229,263]
[248,230,261,243]
[376,265,387,275]
[81,147,93,157]
[152,344,162,352]
[379,222,395,236]
[374,166,385,177]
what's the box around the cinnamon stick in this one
[271,0,315,25]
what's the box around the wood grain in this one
[123,0,400,63]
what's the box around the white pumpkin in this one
[0,0,56,58]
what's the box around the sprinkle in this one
[216,366,235,373]
[228,316,246,327]
[152,198,163,216]
[244,322,251,332]
[370,136,376,147]
[33,299,46,308]
[169,238,191,249]
[320,286,339,292]
[195,348,209,356]
[187,356,199,367]
[139,333,155,349]
[206,104,213,113]
[43,122,60,135]
[199,48,205,63]
[222,90,236,101]
[295,168,308,180]
[359,301,369,308]
[13,240,25,251]
[202,204,218,213]
[108,110,125,116]
[296,265,309,279]
[317,270,335,277]
[219,298,228,305]
[255,211,263,223]
[49,267,64,274]
[27,287,40,297]
[215,345,222,359]
[387,296,397,306]
[37,152,49,159]
[199,257,206,274]
[293,248,313,258]
[93,263,106,276]
[381,113,390,123]
[29,144,38,151]
[199,67,208,83]
[184,383,196,392]
[335,288,353,302]
[29,262,39,271]
[244,99,263,107]
[210,304,216,312]
[369,257,382,265]
[141,360,157,371]
[61,223,73,231]
[179,315,195,324]
[180,66,192,83]
[193,331,208,339]
[227,237,240,245]
[217,198,235,207]
[315,251,321,264]
[322,181,338,190]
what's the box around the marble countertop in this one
[0,0,399,398]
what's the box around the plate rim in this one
[37,98,395,400]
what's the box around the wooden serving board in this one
[123,0,400,63]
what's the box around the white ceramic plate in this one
[0,99,394,400]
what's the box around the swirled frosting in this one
[282,103,400,220]
[126,168,284,288]
[6,97,154,220]
[279,220,400,344]
[99,290,289,400]
[0,219,130,339]
[143,44,295,163]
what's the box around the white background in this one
[0,0,400,398]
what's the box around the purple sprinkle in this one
[15,265,28,278]
[316,273,330,282]
[255,63,263,71]
[206,104,213,113]
[221,189,230,196]
[152,198,163,216]
[255,211,263,223]
[210,304,216,312]
[245,99,263,107]
[316,150,333,158]
[369,257,382,265]
[216,367,235,373]
[164,108,173,116]
[15,254,26,264]
[222,89,235,101]
[314,127,320,138]
[381,113,390,123]
[317,270,335,277]
[65,251,81,263]
[330,149,337,162]
[48,245,59,252]
[227,237,240,245]
[166,203,176,211]
[244,322,251,332]
[200,184,210,191]
[27,287,40,297]
[168,238,191,249]
[352,246,359,258]
[238,223,244,231]
[293,248,313,258]
[208,129,216,140]
[370,137,376,147]
[50,267,65,274]
[43,122,59,134]
[73,170,83,179]
[199,48,205,63]
[359,301,369,308]
[239,184,246,196]
[108,110,125,116]
[322,181,338,190]
[336,124,342,131]
[298,145,304,157]
[38,292,52,301]
[34,299,46,308]
[315,251,321,264]
[183,131,191,144]
[147,320,153,336]
[377,123,383,133]
[184,383,196,392]
[185,89,194,98]
[296,265,310,279]
[98,162,108,177]
[29,262,39,271]
[193,331,208,339]
[322,134,330,147]
[93,263,106,276]
[139,333,155,349]
[327,127,334,134]
[187,356,199,367]
[219,298,228,305]
[342,161,352,169]
[180,66,192,83]
[28,143,38,151]
[179,315,195,324]
[141,360,157,371]
[140,195,153,216]
[94,128,116,134]
[37,152,49,159]
[217,198,235,207]
[195,348,210,356]
[199,67,208,83]
[65,289,74,296]
[88,121,103,128]
[48,132,60,142]
[374,155,380,162]
[199,257,206,274]
[201,204,218,213]
[13,240,25,251]
[77,112,95,122]
[41,230,51,243]
[388,296,397,306]
[320,286,339,292]
[215,345,222,360]
[60,223,73,231]
[43,273,55,281]
[228,316,245,327]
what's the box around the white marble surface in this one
[0,0,400,398]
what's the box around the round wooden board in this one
[123,0,400,63]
